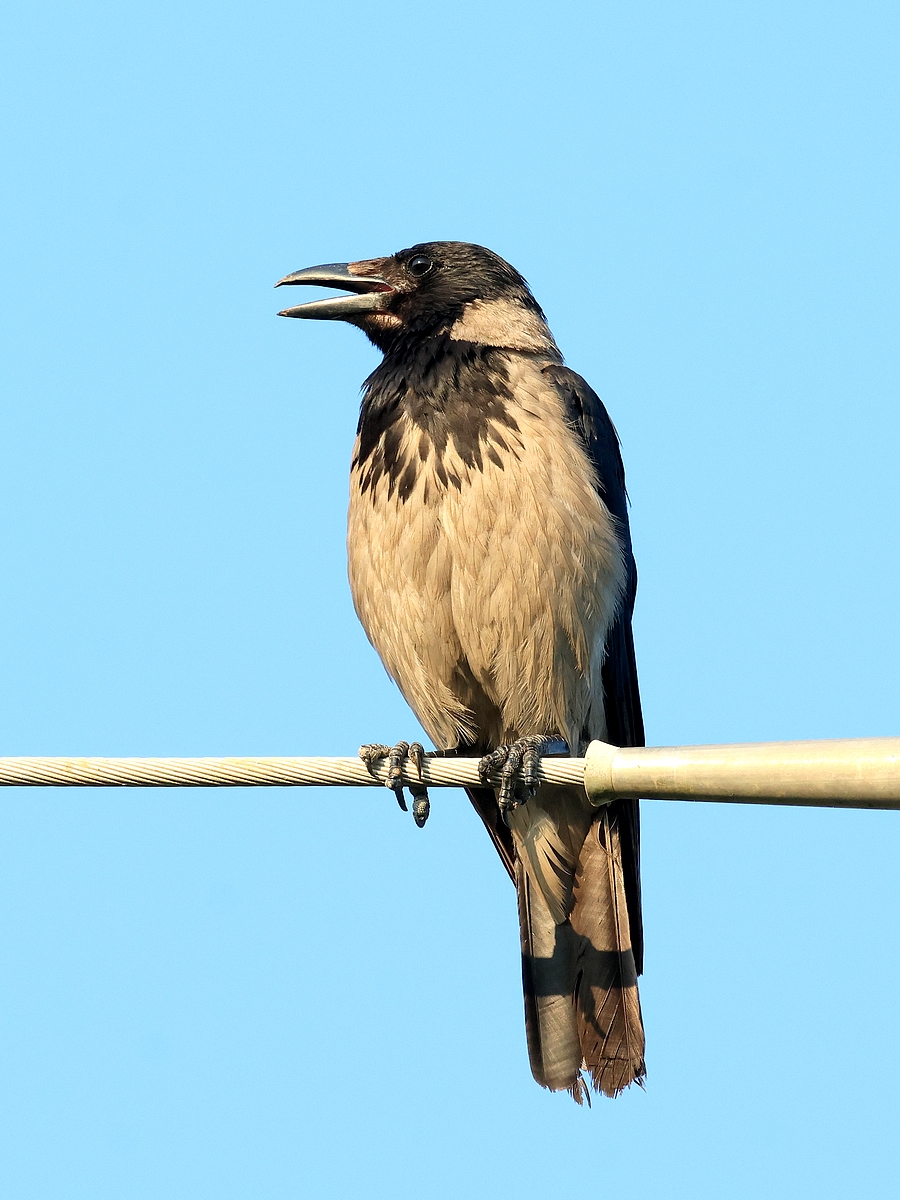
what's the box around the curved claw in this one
[410,784,430,828]
[408,742,425,779]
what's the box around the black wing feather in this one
[543,364,645,974]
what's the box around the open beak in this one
[275,262,394,320]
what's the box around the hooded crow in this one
[277,241,645,1101]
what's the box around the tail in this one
[509,786,645,1100]
[568,800,645,1098]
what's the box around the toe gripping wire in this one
[359,741,431,827]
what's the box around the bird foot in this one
[478,736,557,818]
[359,741,431,828]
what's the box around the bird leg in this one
[478,736,557,818]
[359,741,430,827]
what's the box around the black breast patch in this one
[354,338,523,502]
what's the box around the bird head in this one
[276,241,558,355]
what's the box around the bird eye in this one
[408,255,434,278]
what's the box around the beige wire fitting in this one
[583,738,900,810]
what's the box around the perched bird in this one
[277,242,645,1101]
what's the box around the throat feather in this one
[354,340,525,501]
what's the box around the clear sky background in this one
[1,1,898,1196]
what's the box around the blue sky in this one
[1,1,898,1196]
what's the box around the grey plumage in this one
[278,242,646,1099]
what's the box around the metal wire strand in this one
[0,755,585,789]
